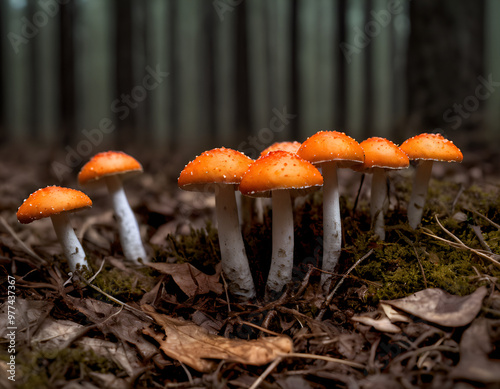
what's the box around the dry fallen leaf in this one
[67,297,158,361]
[380,303,411,323]
[351,312,401,333]
[382,286,487,327]
[449,317,500,382]
[31,318,83,350]
[148,262,223,298]
[0,299,53,342]
[142,304,293,372]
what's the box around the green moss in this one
[12,347,120,389]
[161,221,221,274]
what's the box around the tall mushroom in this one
[399,133,463,229]
[298,131,364,289]
[78,151,147,264]
[239,150,323,297]
[356,137,409,240]
[178,147,256,300]
[17,186,92,273]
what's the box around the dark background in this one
[0,0,497,161]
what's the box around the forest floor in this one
[0,144,500,389]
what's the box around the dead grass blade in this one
[0,215,47,265]
[248,352,365,389]
[421,215,500,268]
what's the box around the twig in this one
[76,270,153,322]
[352,173,365,214]
[464,207,500,231]
[248,357,283,389]
[261,310,277,330]
[282,352,365,369]
[179,362,194,386]
[58,306,125,350]
[87,257,107,284]
[316,249,374,320]
[470,224,492,252]
[220,272,231,313]
[421,216,500,268]
[0,215,47,265]
[389,344,458,367]
[293,264,315,299]
[236,318,282,337]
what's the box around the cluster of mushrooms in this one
[17,151,148,274]
[16,132,463,302]
[178,131,463,301]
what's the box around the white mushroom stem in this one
[407,160,434,229]
[215,184,256,300]
[51,213,88,272]
[105,175,147,264]
[371,168,388,241]
[266,190,294,296]
[321,162,341,289]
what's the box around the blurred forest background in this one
[0,0,499,161]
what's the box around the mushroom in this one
[178,147,256,300]
[17,186,92,273]
[260,141,302,157]
[247,141,302,225]
[298,131,364,289]
[399,133,463,229]
[355,137,409,240]
[239,150,323,297]
[78,151,147,264]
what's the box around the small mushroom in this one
[17,186,92,273]
[78,151,147,264]
[178,147,256,301]
[355,137,409,241]
[400,133,463,229]
[239,150,323,297]
[260,141,302,157]
[298,131,364,289]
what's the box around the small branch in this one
[421,216,500,268]
[248,357,283,389]
[317,249,374,320]
[465,207,500,231]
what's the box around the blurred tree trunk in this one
[406,0,484,136]
[59,0,76,145]
[115,0,135,148]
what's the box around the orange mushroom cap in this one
[78,151,143,185]
[17,186,92,224]
[260,141,302,157]
[178,147,254,192]
[399,133,463,163]
[239,151,323,197]
[297,130,364,167]
[356,137,409,171]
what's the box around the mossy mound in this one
[161,176,500,307]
